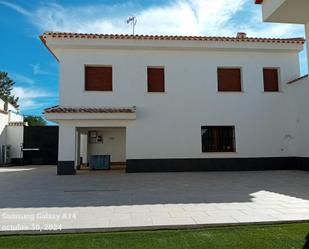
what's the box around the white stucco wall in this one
[8,111,23,122]
[87,127,126,163]
[0,99,8,163]
[261,0,286,21]
[0,99,24,163]
[0,112,8,163]
[0,99,7,141]
[7,102,18,112]
[80,132,88,164]
[55,46,302,160]
[0,99,5,110]
[260,0,309,24]
[0,113,8,146]
[58,125,76,162]
[286,77,309,157]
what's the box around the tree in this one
[0,72,19,108]
[24,115,47,126]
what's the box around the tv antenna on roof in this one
[126,16,137,35]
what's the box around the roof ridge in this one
[41,31,305,44]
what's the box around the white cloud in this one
[12,86,56,111]
[35,0,304,38]
[11,73,34,85]
[0,0,30,16]
[1,0,304,38]
[30,63,50,75]
[30,0,250,36]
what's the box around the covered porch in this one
[77,127,126,171]
[43,105,136,175]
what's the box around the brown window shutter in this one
[263,68,279,92]
[85,66,112,91]
[147,68,165,92]
[217,68,241,92]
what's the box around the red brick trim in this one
[39,35,59,62]
[8,122,25,126]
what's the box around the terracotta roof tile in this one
[8,122,25,126]
[44,106,136,114]
[41,32,305,44]
[0,109,8,114]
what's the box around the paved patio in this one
[0,166,309,233]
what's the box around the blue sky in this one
[0,0,307,118]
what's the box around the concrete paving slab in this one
[0,166,308,233]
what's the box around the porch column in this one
[57,125,76,175]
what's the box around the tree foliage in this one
[0,72,19,108]
[24,115,47,126]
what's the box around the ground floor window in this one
[201,126,235,152]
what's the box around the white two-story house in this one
[41,31,307,175]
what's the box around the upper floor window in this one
[217,68,242,92]
[201,126,236,152]
[263,68,279,92]
[85,66,112,91]
[147,67,165,92]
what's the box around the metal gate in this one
[23,126,59,165]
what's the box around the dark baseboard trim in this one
[126,157,308,173]
[57,161,76,175]
[11,158,23,166]
[296,157,309,171]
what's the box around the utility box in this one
[89,155,111,170]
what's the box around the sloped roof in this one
[287,74,309,84]
[40,32,305,45]
[44,106,136,114]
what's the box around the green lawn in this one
[1,223,309,249]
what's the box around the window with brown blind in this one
[85,66,112,91]
[217,68,242,92]
[263,68,279,92]
[201,126,236,152]
[147,67,165,92]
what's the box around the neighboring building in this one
[255,0,309,72]
[255,0,309,169]
[41,31,307,175]
[0,99,25,164]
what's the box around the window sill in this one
[202,151,237,153]
[262,91,282,93]
[216,91,244,93]
[84,90,113,92]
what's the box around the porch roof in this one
[44,106,136,114]
[43,106,137,122]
